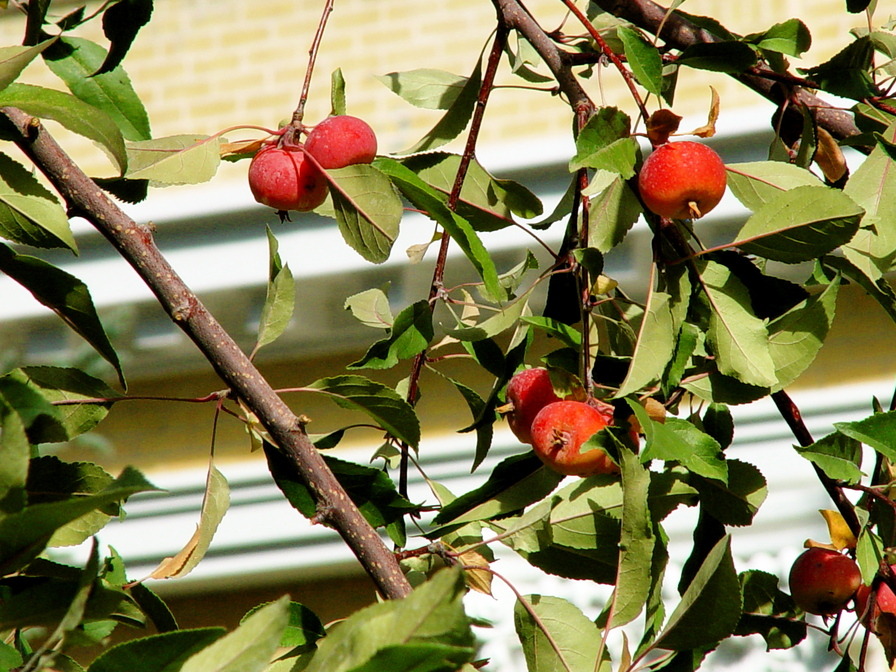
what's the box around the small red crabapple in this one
[530,400,619,477]
[248,145,328,212]
[638,141,727,220]
[305,115,378,169]
[788,547,861,616]
[504,368,562,445]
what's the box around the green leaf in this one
[725,161,823,212]
[584,172,642,251]
[0,38,57,93]
[732,185,863,263]
[698,259,777,388]
[824,255,896,325]
[376,69,469,110]
[767,278,839,390]
[44,37,151,141]
[655,536,741,650]
[617,26,663,95]
[799,35,878,100]
[634,407,728,483]
[0,466,158,574]
[244,601,325,652]
[125,135,221,184]
[5,366,118,443]
[255,228,295,351]
[438,373,493,472]
[677,41,757,72]
[376,157,503,300]
[743,19,811,57]
[0,152,76,251]
[835,410,896,463]
[430,452,563,530]
[398,60,481,154]
[617,290,675,397]
[689,459,767,526]
[514,595,603,672]
[734,570,805,650]
[569,107,636,177]
[96,0,153,76]
[303,569,475,672]
[87,628,226,672]
[793,432,863,484]
[348,300,433,369]
[344,286,393,329]
[180,597,289,672]
[0,83,126,174]
[0,245,125,388]
[611,447,655,627]
[447,286,533,341]
[0,397,29,513]
[326,163,403,264]
[306,375,420,448]
[330,68,346,116]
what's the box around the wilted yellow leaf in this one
[457,550,493,596]
[819,509,857,550]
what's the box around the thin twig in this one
[292,0,335,126]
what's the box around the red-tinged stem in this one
[1,106,412,601]
[292,0,334,126]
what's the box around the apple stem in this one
[291,0,334,128]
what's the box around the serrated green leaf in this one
[0,38,56,93]
[570,107,636,176]
[330,68,346,116]
[732,185,863,263]
[96,0,153,76]
[617,290,675,397]
[617,26,663,95]
[0,397,28,513]
[767,278,838,390]
[376,157,503,300]
[303,569,474,672]
[677,41,757,73]
[835,410,896,463]
[0,83,126,174]
[655,536,741,650]
[125,134,221,184]
[398,60,481,154]
[255,228,295,351]
[633,407,728,482]
[44,37,151,141]
[0,466,158,574]
[689,459,767,526]
[326,163,402,264]
[698,259,777,388]
[88,628,226,672]
[734,570,805,650]
[180,597,289,672]
[306,375,420,448]
[823,255,896,325]
[344,286,393,329]
[726,161,823,212]
[799,35,878,100]
[348,300,433,369]
[743,19,811,57]
[585,173,642,251]
[447,285,534,341]
[611,447,654,627]
[377,68,469,110]
[794,432,863,483]
[0,245,125,388]
[0,152,76,251]
[514,595,603,672]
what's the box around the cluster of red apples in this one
[504,367,631,477]
[788,546,896,637]
[248,115,377,212]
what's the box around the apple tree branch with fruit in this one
[1,0,896,670]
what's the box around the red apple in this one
[855,567,896,632]
[637,141,727,220]
[530,400,619,477]
[788,547,861,615]
[248,145,328,212]
[305,115,377,169]
[504,367,562,445]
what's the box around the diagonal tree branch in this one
[0,106,412,600]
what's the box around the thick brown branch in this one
[1,106,411,600]
[591,0,862,145]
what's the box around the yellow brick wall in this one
[0,0,860,177]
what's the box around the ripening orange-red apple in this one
[855,567,896,632]
[504,368,563,445]
[305,115,377,169]
[248,145,328,212]
[638,140,727,220]
[788,547,861,615]
[530,400,619,477]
